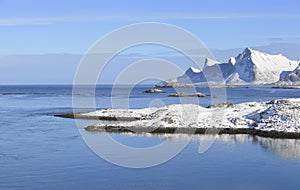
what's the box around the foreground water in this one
[1,85,300,189]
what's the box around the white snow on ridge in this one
[233,48,299,84]
[205,57,220,67]
[190,67,201,73]
[229,57,236,65]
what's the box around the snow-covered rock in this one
[75,98,300,134]
[168,92,206,97]
[144,88,166,93]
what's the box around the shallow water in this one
[1,85,300,189]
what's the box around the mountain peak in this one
[233,47,299,84]
[241,47,261,57]
[237,48,255,60]
[205,58,219,66]
[243,47,290,59]
[187,66,201,73]
[245,47,254,52]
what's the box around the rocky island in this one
[56,98,300,139]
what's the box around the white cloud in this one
[0,13,299,26]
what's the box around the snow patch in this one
[190,67,201,73]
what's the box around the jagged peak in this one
[204,57,219,66]
[242,47,262,56]
[245,47,254,52]
[245,47,267,54]
[241,47,291,59]
[235,47,293,64]
[187,66,201,73]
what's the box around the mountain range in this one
[157,48,300,87]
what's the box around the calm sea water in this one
[1,85,300,189]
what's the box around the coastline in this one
[55,98,300,139]
[84,126,300,139]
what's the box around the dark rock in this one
[144,89,166,93]
[169,92,206,97]
[207,102,234,108]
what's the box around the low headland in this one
[55,98,300,139]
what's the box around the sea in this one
[1,85,300,190]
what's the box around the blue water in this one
[1,85,300,189]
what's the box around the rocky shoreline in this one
[84,126,300,139]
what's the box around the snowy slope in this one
[277,63,300,86]
[83,98,300,133]
[231,48,299,84]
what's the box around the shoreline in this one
[84,126,300,139]
[54,113,140,121]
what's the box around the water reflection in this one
[120,133,300,161]
[254,137,300,160]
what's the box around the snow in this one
[190,67,201,73]
[205,58,219,67]
[229,57,236,65]
[233,48,299,84]
[81,107,159,119]
[253,99,300,132]
[277,63,300,86]
[79,98,300,133]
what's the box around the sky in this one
[1,0,300,54]
[0,0,300,84]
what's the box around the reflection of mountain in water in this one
[126,133,300,161]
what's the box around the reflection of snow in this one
[255,136,300,160]
[124,133,300,160]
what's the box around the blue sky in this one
[1,0,300,84]
[1,0,300,54]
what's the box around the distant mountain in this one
[276,64,300,86]
[157,48,300,86]
[176,58,234,84]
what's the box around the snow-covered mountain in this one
[276,64,300,86]
[229,48,299,84]
[157,48,299,86]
